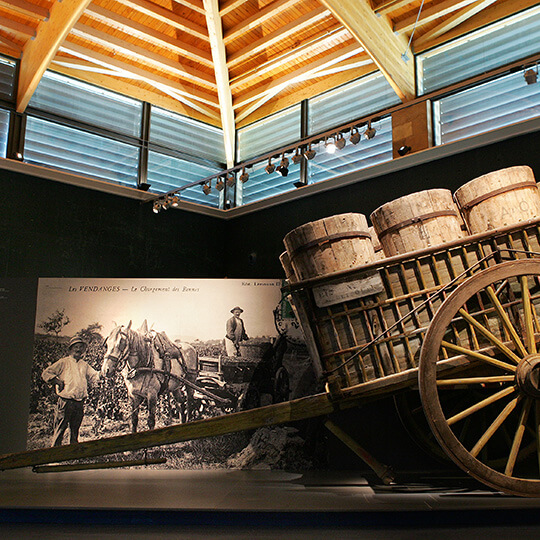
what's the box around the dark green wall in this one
[225,130,540,277]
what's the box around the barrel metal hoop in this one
[377,210,459,240]
[288,231,371,260]
[458,181,538,212]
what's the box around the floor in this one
[1,468,540,538]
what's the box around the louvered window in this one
[150,107,225,164]
[308,73,400,134]
[28,71,143,137]
[0,108,9,157]
[0,56,16,101]
[308,117,393,184]
[418,5,540,95]
[237,105,301,162]
[24,116,139,187]
[147,150,221,207]
[434,70,540,145]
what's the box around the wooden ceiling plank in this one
[414,0,539,52]
[227,6,332,67]
[203,0,235,166]
[220,0,244,17]
[60,41,220,107]
[414,0,498,46]
[234,43,364,108]
[114,0,209,41]
[0,14,36,37]
[374,0,413,15]
[0,32,22,54]
[223,0,298,44]
[85,4,213,66]
[71,22,216,88]
[0,0,49,20]
[230,27,350,90]
[394,0,479,34]
[320,0,415,101]
[17,0,92,112]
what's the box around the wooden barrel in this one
[279,251,296,282]
[283,213,375,281]
[455,166,540,233]
[370,189,464,257]
[368,226,385,260]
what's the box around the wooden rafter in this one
[173,0,206,15]
[0,0,49,20]
[203,0,235,167]
[85,4,213,66]
[320,0,415,102]
[114,0,209,41]
[223,0,298,44]
[414,0,498,47]
[227,6,332,68]
[0,32,22,54]
[71,22,216,88]
[374,0,413,15]
[17,0,92,112]
[0,14,36,38]
[219,0,244,17]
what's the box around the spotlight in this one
[350,128,361,145]
[152,201,161,213]
[170,195,179,207]
[226,173,235,187]
[292,148,303,164]
[335,134,346,150]
[276,155,289,177]
[364,121,376,140]
[137,182,151,191]
[239,167,249,183]
[397,145,411,156]
[325,136,337,154]
[265,158,275,174]
[304,143,316,160]
[215,177,225,191]
[524,68,538,85]
[161,199,169,210]
[202,182,212,195]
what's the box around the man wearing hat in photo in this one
[42,334,101,446]
[225,306,249,357]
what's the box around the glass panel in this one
[0,108,9,158]
[150,107,226,164]
[237,105,301,162]
[308,117,393,184]
[25,116,139,187]
[28,71,143,137]
[0,56,16,101]
[419,5,540,94]
[435,70,540,145]
[147,150,221,207]
[309,73,400,134]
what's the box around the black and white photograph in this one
[27,277,316,469]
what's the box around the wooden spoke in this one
[505,398,532,476]
[441,340,517,373]
[458,308,522,365]
[520,276,537,354]
[437,375,515,386]
[470,396,519,458]
[447,386,516,426]
[486,285,527,357]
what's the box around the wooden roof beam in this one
[0,0,49,20]
[220,0,244,17]
[172,0,206,16]
[374,0,413,15]
[203,0,235,167]
[114,0,209,41]
[17,0,92,112]
[223,0,298,44]
[85,4,213,66]
[227,6,332,68]
[0,14,36,38]
[0,33,22,55]
[320,0,415,102]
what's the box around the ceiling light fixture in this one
[276,154,289,177]
[325,136,337,154]
[524,67,538,84]
[350,128,361,145]
[292,147,303,164]
[304,143,316,160]
[215,177,225,191]
[364,120,376,140]
[153,201,161,213]
[239,167,249,183]
[202,182,212,195]
[335,134,346,150]
[226,173,235,187]
[265,158,275,174]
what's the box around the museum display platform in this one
[2,468,540,538]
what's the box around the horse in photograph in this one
[101,322,193,432]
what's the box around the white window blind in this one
[434,70,540,145]
[29,71,143,137]
[25,116,139,187]
[0,56,15,101]
[0,109,9,157]
[149,107,226,164]
[308,73,400,134]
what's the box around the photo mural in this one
[28,278,318,469]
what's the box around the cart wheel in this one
[273,367,290,403]
[419,259,540,497]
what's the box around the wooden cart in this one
[2,219,540,497]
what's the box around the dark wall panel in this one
[226,131,540,278]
